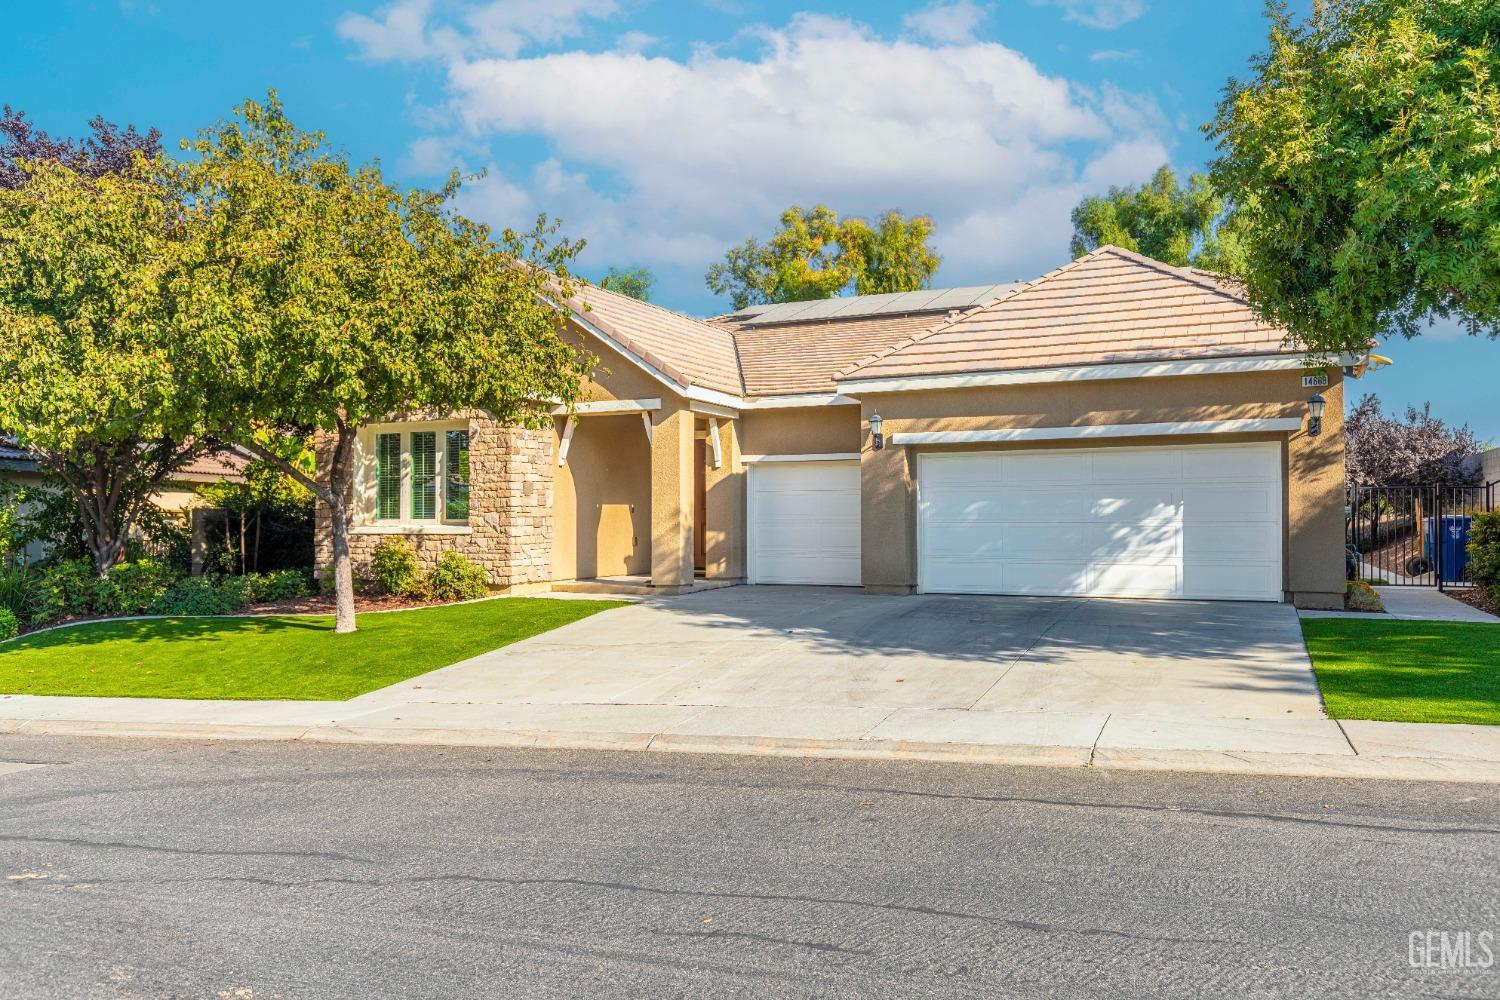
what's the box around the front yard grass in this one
[1302,618,1500,725]
[0,598,625,701]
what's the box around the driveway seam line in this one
[1334,719,1359,756]
[1087,713,1111,767]
[962,598,1092,712]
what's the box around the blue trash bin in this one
[1424,515,1473,584]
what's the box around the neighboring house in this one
[315,246,1381,609]
[1480,447,1500,487]
[1,439,248,561]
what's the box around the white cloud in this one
[352,8,1173,302]
[338,0,618,62]
[1089,48,1139,62]
[902,0,988,44]
[1034,0,1146,30]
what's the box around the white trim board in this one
[889,419,1303,446]
[741,453,862,464]
[551,398,660,415]
[740,393,860,409]
[837,354,1364,395]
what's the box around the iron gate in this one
[1347,482,1496,589]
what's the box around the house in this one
[315,246,1379,610]
[1479,447,1500,487]
[1,439,248,561]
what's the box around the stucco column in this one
[1286,376,1347,608]
[703,416,745,580]
[650,403,696,591]
[859,398,917,594]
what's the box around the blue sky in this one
[7,0,1497,442]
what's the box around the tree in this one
[198,436,314,575]
[1206,0,1500,357]
[705,205,939,309]
[1345,394,1481,487]
[1069,164,1247,273]
[1,106,161,190]
[182,95,593,633]
[0,156,223,575]
[598,266,654,301]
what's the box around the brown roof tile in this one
[837,247,1300,383]
[728,312,945,396]
[568,281,744,396]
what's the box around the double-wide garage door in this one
[917,442,1284,601]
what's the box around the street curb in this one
[6,716,1500,783]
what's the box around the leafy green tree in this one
[1069,165,1246,272]
[182,95,592,632]
[598,266,655,301]
[199,436,314,575]
[706,205,939,309]
[0,156,223,575]
[1206,0,1500,357]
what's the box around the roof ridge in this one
[566,279,742,391]
[833,247,1115,381]
[1091,245,1254,304]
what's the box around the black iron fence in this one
[1347,483,1496,589]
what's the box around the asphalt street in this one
[0,736,1497,999]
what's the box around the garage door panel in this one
[1092,488,1181,523]
[1002,561,1091,595]
[1090,562,1180,597]
[1183,485,1276,522]
[1184,522,1278,561]
[1182,562,1280,600]
[1091,450,1182,482]
[998,452,1091,485]
[1093,522,1180,560]
[749,462,861,586]
[918,443,1282,602]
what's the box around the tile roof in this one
[569,281,745,396]
[728,311,946,396]
[0,437,247,480]
[836,246,1298,382]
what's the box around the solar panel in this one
[728,283,1023,326]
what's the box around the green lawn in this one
[0,598,625,701]
[1302,618,1500,725]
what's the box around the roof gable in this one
[836,246,1297,383]
[566,281,744,396]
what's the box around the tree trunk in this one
[238,423,359,633]
[253,510,261,573]
[327,426,357,634]
[238,510,247,575]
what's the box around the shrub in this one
[257,569,313,601]
[370,538,424,598]
[424,551,489,603]
[148,577,240,617]
[91,559,179,616]
[1345,580,1385,613]
[0,608,17,641]
[1471,511,1500,602]
[0,565,48,625]
[38,558,96,620]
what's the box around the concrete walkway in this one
[1300,585,1500,623]
[3,587,1499,783]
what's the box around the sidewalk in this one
[5,689,1500,784]
[1299,586,1500,623]
[4,586,1497,784]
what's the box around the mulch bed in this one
[1449,588,1499,618]
[244,593,435,615]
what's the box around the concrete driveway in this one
[354,586,1325,733]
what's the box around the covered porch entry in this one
[550,397,744,594]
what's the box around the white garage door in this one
[748,461,861,586]
[917,442,1283,601]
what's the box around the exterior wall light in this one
[1307,393,1326,437]
[870,412,884,451]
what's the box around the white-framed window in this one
[355,421,471,526]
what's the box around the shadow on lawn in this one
[6,614,333,651]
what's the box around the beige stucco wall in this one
[739,406,861,457]
[551,412,650,580]
[857,369,1348,609]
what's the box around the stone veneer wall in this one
[314,416,555,589]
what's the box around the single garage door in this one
[748,461,861,585]
[917,442,1283,601]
